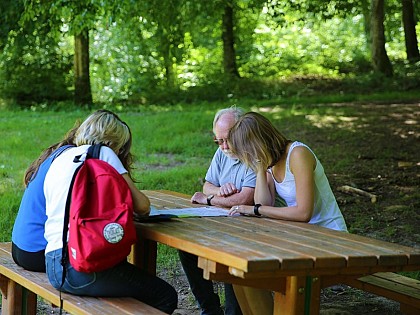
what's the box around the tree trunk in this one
[361,0,371,51]
[222,3,240,78]
[402,0,420,62]
[370,0,393,76]
[74,29,92,106]
[162,39,175,88]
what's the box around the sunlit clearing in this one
[305,114,359,130]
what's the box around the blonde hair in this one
[75,110,134,176]
[228,112,291,171]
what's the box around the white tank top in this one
[268,141,347,232]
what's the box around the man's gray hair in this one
[213,106,244,129]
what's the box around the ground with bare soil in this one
[37,102,419,314]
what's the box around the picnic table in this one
[132,190,420,315]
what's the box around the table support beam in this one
[274,276,306,315]
[275,276,321,315]
[130,237,157,275]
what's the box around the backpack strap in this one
[51,144,74,161]
[73,144,103,163]
[87,143,103,159]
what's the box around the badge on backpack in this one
[103,223,124,244]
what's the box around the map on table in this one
[149,206,232,217]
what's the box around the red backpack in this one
[61,144,137,273]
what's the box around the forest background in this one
[0,0,419,107]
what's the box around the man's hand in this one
[218,183,239,197]
[191,192,207,204]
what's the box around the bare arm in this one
[191,181,255,207]
[203,181,225,196]
[254,166,275,206]
[229,147,315,221]
[210,186,254,207]
[122,174,151,215]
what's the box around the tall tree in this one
[74,29,92,105]
[222,2,240,78]
[370,0,393,76]
[401,0,420,62]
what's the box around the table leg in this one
[130,236,157,275]
[307,276,321,315]
[274,276,320,315]
[233,285,274,315]
[22,287,37,315]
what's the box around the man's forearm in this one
[203,181,220,196]
[210,188,254,208]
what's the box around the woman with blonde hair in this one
[228,111,347,231]
[227,111,347,314]
[42,110,176,313]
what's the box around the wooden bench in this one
[0,242,166,315]
[344,272,420,315]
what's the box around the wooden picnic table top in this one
[137,190,420,278]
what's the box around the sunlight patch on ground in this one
[305,114,359,130]
[254,106,286,113]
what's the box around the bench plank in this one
[373,272,420,291]
[356,272,420,308]
[0,242,165,315]
[341,271,420,315]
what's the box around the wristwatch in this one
[254,204,262,216]
[207,194,215,206]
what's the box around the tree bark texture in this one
[402,0,420,62]
[162,38,175,88]
[222,3,240,78]
[370,0,393,76]
[361,0,371,50]
[74,29,92,105]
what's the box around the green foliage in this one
[0,24,73,105]
[90,19,164,104]
[0,0,24,50]
[0,0,419,106]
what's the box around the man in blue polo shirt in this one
[180,107,256,315]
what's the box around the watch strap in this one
[254,204,262,216]
[207,195,214,206]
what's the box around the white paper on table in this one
[149,206,233,217]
